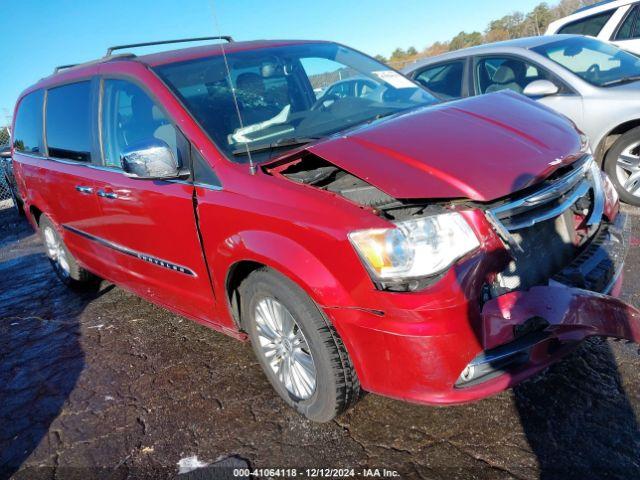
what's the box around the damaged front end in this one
[269,150,640,399]
[456,156,639,388]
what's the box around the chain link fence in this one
[1,126,15,208]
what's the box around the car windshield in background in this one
[153,43,437,162]
[532,36,640,87]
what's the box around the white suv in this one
[546,0,640,55]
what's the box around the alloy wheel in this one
[617,141,640,197]
[254,297,317,400]
[43,226,70,277]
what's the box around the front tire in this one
[603,127,640,206]
[39,215,98,289]
[239,268,360,422]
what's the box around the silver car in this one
[403,34,640,205]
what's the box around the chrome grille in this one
[487,155,605,293]
[487,156,603,247]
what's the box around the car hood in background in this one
[307,91,583,202]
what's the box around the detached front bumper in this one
[327,213,640,405]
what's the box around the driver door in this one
[93,76,217,322]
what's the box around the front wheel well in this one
[596,119,640,164]
[225,260,267,330]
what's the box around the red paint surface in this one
[11,42,637,405]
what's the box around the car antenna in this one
[210,0,257,175]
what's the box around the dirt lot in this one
[1,204,640,480]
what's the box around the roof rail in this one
[51,54,136,75]
[106,36,233,56]
[574,0,617,14]
[54,64,78,73]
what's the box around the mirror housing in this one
[120,140,181,180]
[523,79,559,98]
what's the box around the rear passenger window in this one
[46,81,93,162]
[13,90,44,155]
[414,61,465,100]
[101,79,181,168]
[558,10,615,36]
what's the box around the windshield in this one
[154,42,437,162]
[531,36,640,87]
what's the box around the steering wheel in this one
[311,93,340,112]
[586,64,601,82]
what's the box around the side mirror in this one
[120,140,181,180]
[523,79,559,98]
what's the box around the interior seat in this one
[486,61,527,94]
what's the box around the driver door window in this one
[476,57,552,95]
[101,79,181,168]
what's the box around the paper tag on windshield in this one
[373,71,415,89]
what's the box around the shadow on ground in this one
[515,339,640,479]
[0,209,112,478]
[1,205,640,479]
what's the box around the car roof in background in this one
[403,34,584,71]
[573,0,633,14]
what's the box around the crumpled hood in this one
[307,91,583,202]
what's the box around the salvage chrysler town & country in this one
[10,37,640,421]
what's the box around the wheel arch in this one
[595,118,640,165]
[216,231,355,331]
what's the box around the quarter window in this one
[101,79,182,168]
[615,6,640,40]
[13,90,44,155]
[557,10,616,36]
[414,61,465,100]
[46,81,93,162]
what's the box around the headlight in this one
[349,212,480,289]
[579,133,592,155]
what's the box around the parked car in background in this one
[10,37,639,422]
[546,0,640,55]
[315,76,378,101]
[404,35,640,205]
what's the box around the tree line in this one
[376,0,600,68]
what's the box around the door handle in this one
[75,185,94,194]
[97,189,118,199]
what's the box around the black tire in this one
[39,215,98,289]
[603,126,640,207]
[239,268,360,422]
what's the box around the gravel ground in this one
[1,204,640,480]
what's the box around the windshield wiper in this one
[232,137,320,156]
[601,75,640,87]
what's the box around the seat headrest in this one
[492,65,516,84]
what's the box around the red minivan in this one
[11,37,640,422]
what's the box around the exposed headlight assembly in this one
[349,212,480,291]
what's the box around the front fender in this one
[210,229,356,327]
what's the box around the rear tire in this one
[239,268,360,422]
[603,127,640,206]
[39,215,98,289]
